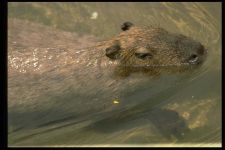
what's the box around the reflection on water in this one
[8,2,221,147]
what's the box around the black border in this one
[1,1,8,150]
[1,0,223,149]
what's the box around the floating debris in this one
[182,112,190,120]
[90,12,98,20]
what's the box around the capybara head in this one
[105,22,206,75]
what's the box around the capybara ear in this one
[105,41,121,60]
[121,22,134,31]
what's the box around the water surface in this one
[8,2,221,147]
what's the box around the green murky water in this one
[8,2,221,147]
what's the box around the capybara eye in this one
[135,52,153,60]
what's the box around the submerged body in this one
[8,19,206,132]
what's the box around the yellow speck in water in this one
[113,99,120,104]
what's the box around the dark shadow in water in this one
[147,108,190,140]
[86,108,190,141]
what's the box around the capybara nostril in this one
[188,54,199,64]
